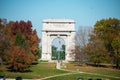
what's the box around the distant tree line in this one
[0,19,40,72]
[73,18,120,68]
[52,45,65,60]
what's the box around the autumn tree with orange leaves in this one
[0,19,40,71]
[0,19,10,65]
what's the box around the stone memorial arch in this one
[41,19,75,61]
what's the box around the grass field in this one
[44,63,120,80]
[65,63,120,77]
[0,62,120,80]
[0,62,68,79]
[45,73,120,80]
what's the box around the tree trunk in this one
[116,58,119,69]
[0,57,3,66]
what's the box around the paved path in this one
[40,72,78,80]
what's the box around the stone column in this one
[66,34,70,61]
[41,31,48,60]
[69,32,75,61]
[46,34,51,61]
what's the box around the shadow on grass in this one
[7,68,33,73]
[86,63,120,69]
[32,61,39,65]
[5,61,39,73]
[70,61,120,69]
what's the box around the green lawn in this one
[65,63,120,77]
[0,62,68,79]
[43,63,120,80]
[45,73,120,80]
[0,62,120,80]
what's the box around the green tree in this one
[112,37,120,68]
[85,34,109,66]
[15,32,29,51]
[52,45,57,60]
[60,45,65,60]
[37,46,42,59]
[94,18,120,68]
[52,45,65,60]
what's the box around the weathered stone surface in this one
[41,19,75,61]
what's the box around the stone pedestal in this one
[56,60,61,69]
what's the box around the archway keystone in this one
[41,19,75,61]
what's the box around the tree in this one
[0,19,9,65]
[6,46,35,72]
[1,20,40,71]
[85,34,109,66]
[73,26,92,64]
[15,32,29,51]
[5,20,40,57]
[52,45,65,60]
[94,18,120,68]
[73,46,83,64]
[52,45,57,60]
[29,29,40,57]
[112,37,120,68]
[75,27,92,47]
[60,45,65,60]
[0,36,9,65]
[37,46,42,59]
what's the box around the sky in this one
[0,0,120,46]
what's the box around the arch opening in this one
[51,38,66,60]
